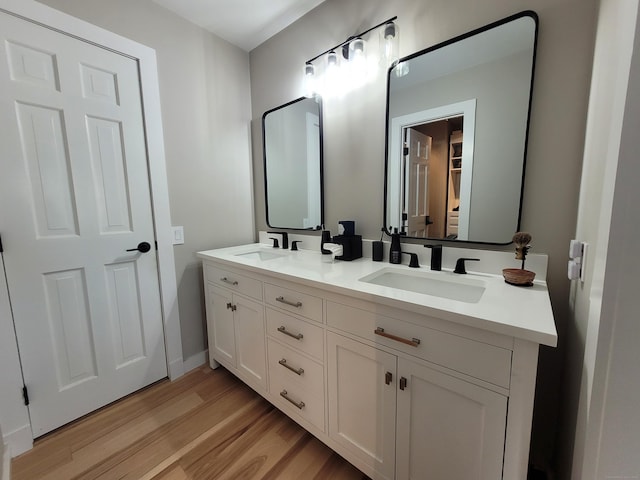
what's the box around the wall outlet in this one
[172,226,184,245]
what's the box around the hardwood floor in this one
[12,366,368,480]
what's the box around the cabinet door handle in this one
[277,326,304,340]
[399,377,408,391]
[280,390,305,409]
[374,327,421,347]
[279,359,304,376]
[225,302,236,312]
[220,277,238,286]
[385,371,393,385]
[276,296,303,308]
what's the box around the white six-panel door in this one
[406,128,432,237]
[0,12,167,436]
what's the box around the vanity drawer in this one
[327,301,512,388]
[264,283,323,323]
[267,338,324,395]
[205,264,262,300]
[266,308,324,361]
[268,340,325,432]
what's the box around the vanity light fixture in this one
[303,16,399,98]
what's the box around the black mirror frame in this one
[263,96,325,231]
[382,10,539,245]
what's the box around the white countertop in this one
[197,243,558,347]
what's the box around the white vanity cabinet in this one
[199,246,556,480]
[395,357,507,480]
[203,264,267,392]
[326,299,510,480]
[327,332,397,480]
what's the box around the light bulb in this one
[349,37,367,88]
[380,21,400,68]
[324,50,340,97]
[303,63,316,97]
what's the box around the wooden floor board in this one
[12,366,368,480]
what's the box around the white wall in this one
[250,0,598,471]
[36,0,255,360]
[562,0,640,478]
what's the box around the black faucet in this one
[402,252,420,268]
[424,244,442,271]
[453,257,480,274]
[267,231,288,249]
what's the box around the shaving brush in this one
[513,232,532,268]
[502,232,535,286]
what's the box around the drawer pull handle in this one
[279,359,304,376]
[220,277,238,286]
[280,390,305,410]
[385,371,393,385]
[276,296,303,308]
[277,326,304,340]
[374,327,421,347]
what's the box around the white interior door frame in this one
[389,100,476,239]
[0,0,184,455]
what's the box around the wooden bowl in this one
[502,268,535,287]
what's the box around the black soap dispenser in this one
[389,228,401,264]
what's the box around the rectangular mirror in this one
[263,96,324,230]
[384,11,538,244]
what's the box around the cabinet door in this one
[396,358,507,480]
[234,294,267,390]
[207,284,236,367]
[327,332,397,480]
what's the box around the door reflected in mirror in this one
[385,11,538,244]
[263,96,324,230]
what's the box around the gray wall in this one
[250,0,597,472]
[36,0,256,361]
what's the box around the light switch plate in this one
[567,240,588,281]
[569,239,583,259]
[172,226,184,245]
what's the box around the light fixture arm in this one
[305,15,398,65]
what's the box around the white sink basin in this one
[359,268,486,303]
[235,250,285,261]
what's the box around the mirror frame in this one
[383,10,538,245]
[263,96,325,230]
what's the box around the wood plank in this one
[11,366,369,480]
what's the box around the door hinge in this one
[403,146,409,156]
[23,385,29,406]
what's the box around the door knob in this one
[126,241,152,253]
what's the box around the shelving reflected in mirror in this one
[384,11,538,244]
[263,96,324,230]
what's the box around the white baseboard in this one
[4,424,32,458]
[167,357,185,381]
[182,350,208,373]
[1,444,10,480]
